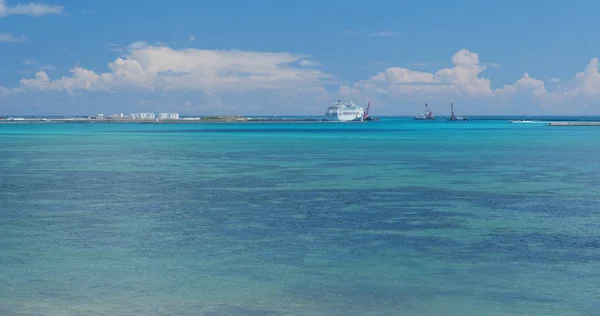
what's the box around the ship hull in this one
[324,114,364,122]
[324,111,365,122]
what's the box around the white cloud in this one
[485,63,502,68]
[0,84,20,96]
[0,0,64,17]
[493,57,600,113]
[0,32,25,42]
[569,57,600,96]
[369,31,402,37]
[19,59,58,74]
[495,73,547,100]
[349,49,492,97]
[339,85,361,99]
[40,64,57,71]
[299,59,321,66]
[405,62,430,67]
[20,68,115,93]
[343,30,361,36]
[366,67,435,84]
[550,78,562,83]
[107,43,124,52]
[189,35,195,42]
[18,42,332,94]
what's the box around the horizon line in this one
[3,114,600,117]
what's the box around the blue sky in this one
[1,0,600,115]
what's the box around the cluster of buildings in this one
[158,113,180,120]
[89,112,180,120]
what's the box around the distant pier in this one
[548,121,600,126]
[0,116,380,124]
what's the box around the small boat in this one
[510,120,541,124]
[361,102,380,121]
[415,103,434,120]
[447,103,469,121]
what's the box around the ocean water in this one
[1,118,599,316]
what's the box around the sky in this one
[1,0,600,116]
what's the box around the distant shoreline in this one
[0,117,361,124]
[2,116,600,125]
[547,121,600,126]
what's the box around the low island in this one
[0,115,377,124]
[0,111,381,124]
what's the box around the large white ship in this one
[324,100,366,122]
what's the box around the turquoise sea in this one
[1,118,599,315]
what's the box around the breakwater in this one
[0,115,382,124]
[548,121,600,126]
[0,117,376,124]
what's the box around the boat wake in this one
[510,120,547,124]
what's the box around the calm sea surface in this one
[1,118,599,315]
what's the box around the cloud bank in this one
[0,32,24,42]
[4,42,600,115]
[19,42,330,94]
[338,49,600,114]
[0,0,64,17]
[369,31,402,37]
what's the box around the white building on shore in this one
[90,112,179,120]
[131,113,155,120]
[158,113,179,120]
